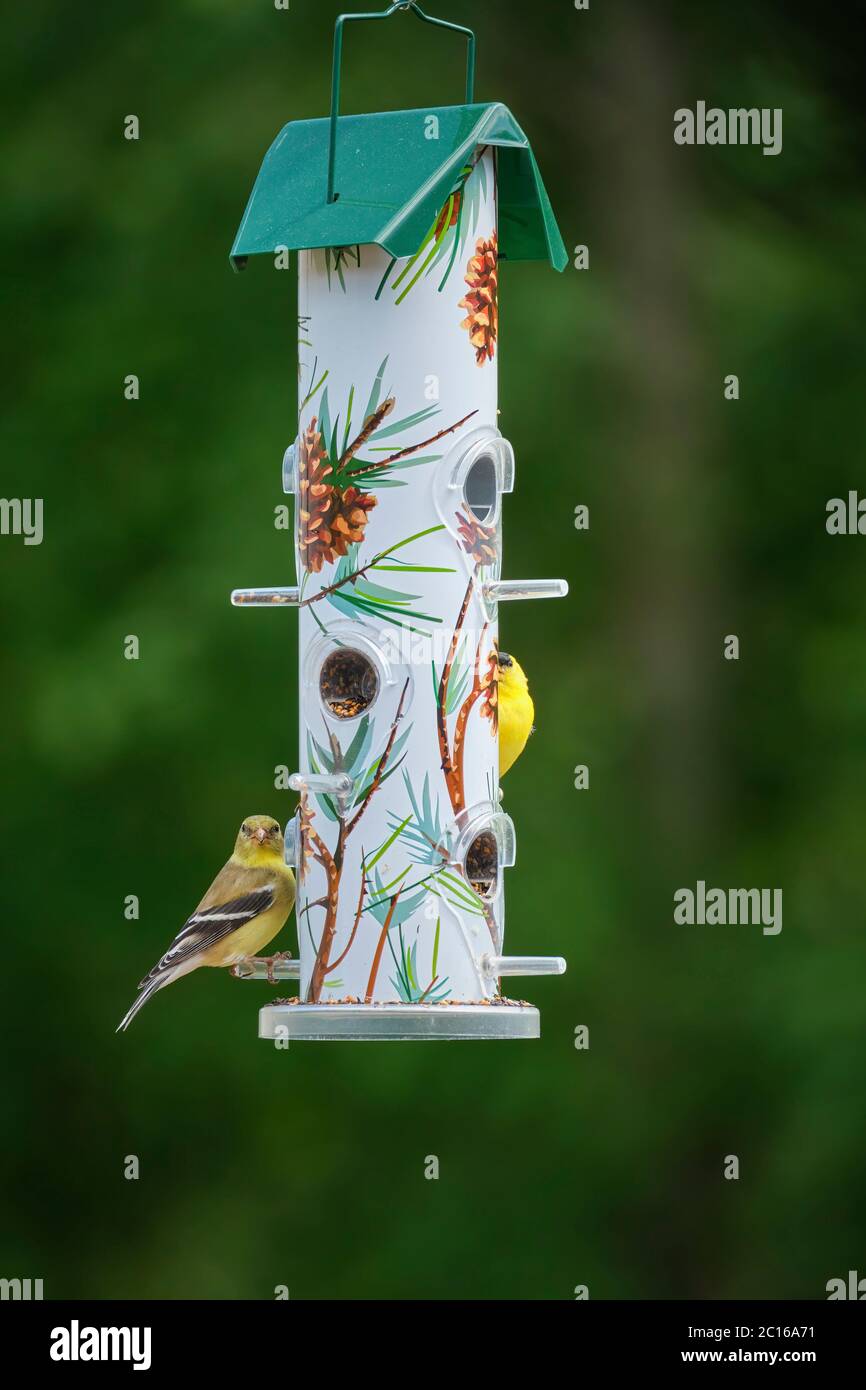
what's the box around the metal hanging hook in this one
[326,4,477,204]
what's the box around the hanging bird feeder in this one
[230,3,569,1040]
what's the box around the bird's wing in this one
[137,885,276,988]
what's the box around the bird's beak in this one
[255,827,267,844]
[499,651,511,664]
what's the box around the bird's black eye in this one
[242,823,250,835]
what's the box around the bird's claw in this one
[230,952,292,983]
[265,950,293,984]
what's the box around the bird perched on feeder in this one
[497,652,535,777]
[116,815,296,1032]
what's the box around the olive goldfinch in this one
[497,652,535,776]
[117,815,296,1032]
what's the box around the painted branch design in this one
[299,526,445,609]
[345,409,478,479]
[453,620,492,805]
[436,511,499,816]
[437,573,475,811]
[374,145,488,304]
[346,680,410,836]
[304,679,411,1003]
[338,398,395,468]
[299,369,477,635]
[299,389,466,575]
[326,856,368,974]
[364,888,403,1003]
[303,818,344,1005]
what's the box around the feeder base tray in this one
[259,1001,540,1041]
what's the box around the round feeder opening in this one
[464,453,498,522]
[465,828,498,900]
[320,647,380,719]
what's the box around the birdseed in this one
[268,996,530,1008]
[319,648,379,719]
[465,829,498,899]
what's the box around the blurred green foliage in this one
[1,0,865,1299]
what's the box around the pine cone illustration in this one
[329,486,377,552]
[479,646,499,736]
[456,509,498,567]
[434,191,461,241]
[458,231,498,365]
[298,416,377,573]
[297,418,335,572]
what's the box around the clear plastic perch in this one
[481,955,568,977]
[482,579,569,602]
[288,770,354,816]
[231,587,300,606]
[233,956,300,981]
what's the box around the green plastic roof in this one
[230,102,567,272]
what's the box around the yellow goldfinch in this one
[117,815,296,1032]
[497,652,535,776]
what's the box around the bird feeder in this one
[230,3,569,1040]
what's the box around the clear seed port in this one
[463,452,498,522]
[319,648,380,719]
[465,828,499,899]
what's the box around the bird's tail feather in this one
[116,974,165,1033]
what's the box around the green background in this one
[2,0,864,1299]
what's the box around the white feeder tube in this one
[481,954,567,976]
[483,579,569,602]
[231,587,300,606]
